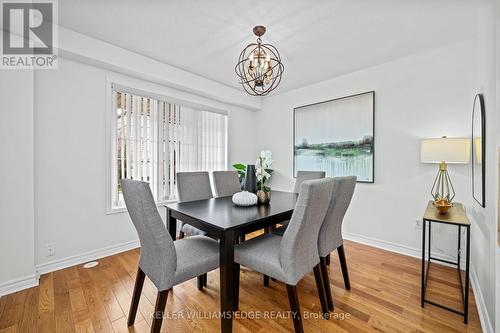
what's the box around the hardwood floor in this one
[0,239,482,332]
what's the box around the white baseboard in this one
[343,231,462,265]
[0,274,38,297]
[36,239,140,276]
[344,231,493,333]
[470,267,494,333]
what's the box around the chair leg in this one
[233,264,240,311]
[262,226,272,287]
[197,273,207,290]
[179,223,185,239]
[151,289,169,333]
[313,264,330,319]
[286,284,304,333]
[337,245,351,290]
[128,267,145,326]
[320,257,334,311]
[325,253,331,265]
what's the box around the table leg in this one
[464,225,470,324]
[421,219,426,307]
[220,230,235,333]
[428,221,431,263]
[167,209,177,240]
[457,226,461,270]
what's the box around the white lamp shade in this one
[420,137,471,164]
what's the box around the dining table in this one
[165,190,298,333]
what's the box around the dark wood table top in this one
[165,190,298,231]
[423,200,470,226]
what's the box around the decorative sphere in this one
[232,191,258,206]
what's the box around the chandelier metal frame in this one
[235,26,284,96]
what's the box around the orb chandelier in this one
[235,25,284,96]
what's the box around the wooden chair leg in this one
[337,245,351,290]
[313,264,330,319]
[262,226,271,287]
[325,253,331,265]
[320,257,334,311]
[128,267,145,326]
[197,274,207,290]
[286,284,304,333]
[233,264,240,311]
[151,290,169,333]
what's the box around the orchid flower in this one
[255,150,273,192]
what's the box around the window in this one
[110,85,227,209]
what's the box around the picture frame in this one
[293,91,375,183]
[472,93,486,207]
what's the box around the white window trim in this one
[105,74,229,214]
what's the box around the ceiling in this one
[59,0,477,94]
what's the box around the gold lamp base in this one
[430,161,456,204]
[434,199,453,214]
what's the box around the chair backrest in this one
[293,171,326,193]
[213,171,241,197]
[121,179,176,291]
[318,176,356,257]
[176,172,213,202]
[280,178,334,285]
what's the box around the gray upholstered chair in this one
[212,170,247,242]
[121,179,219,333]
[272,171,326,235]
[212,170,241,197]
[176,171,213,238]
[318,176,356,311]
[293,170,326,193]
[234,178,335,332]
[176,171,214,288]
[263,171,326,286]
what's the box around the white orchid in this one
[259,150,273,167]
[255,150,273,192]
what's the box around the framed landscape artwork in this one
[293,91,375,182]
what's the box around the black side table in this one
[421,201,471,324]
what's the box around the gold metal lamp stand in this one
[430,161,456,203]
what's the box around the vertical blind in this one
[112,89,227,208]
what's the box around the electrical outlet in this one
[46,243,56,257]
[415,219,423,229]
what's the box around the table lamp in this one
[420,137,470,207]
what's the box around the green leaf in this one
[233,163,246,170]
[265,168,274,174]
[264,185,271,192]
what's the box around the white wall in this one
[33,57,257,267]
[470,0,499,331]
[0,70,37,293]
[257,41,475,264]
[496,0,500,331]
[0,24,259,292]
